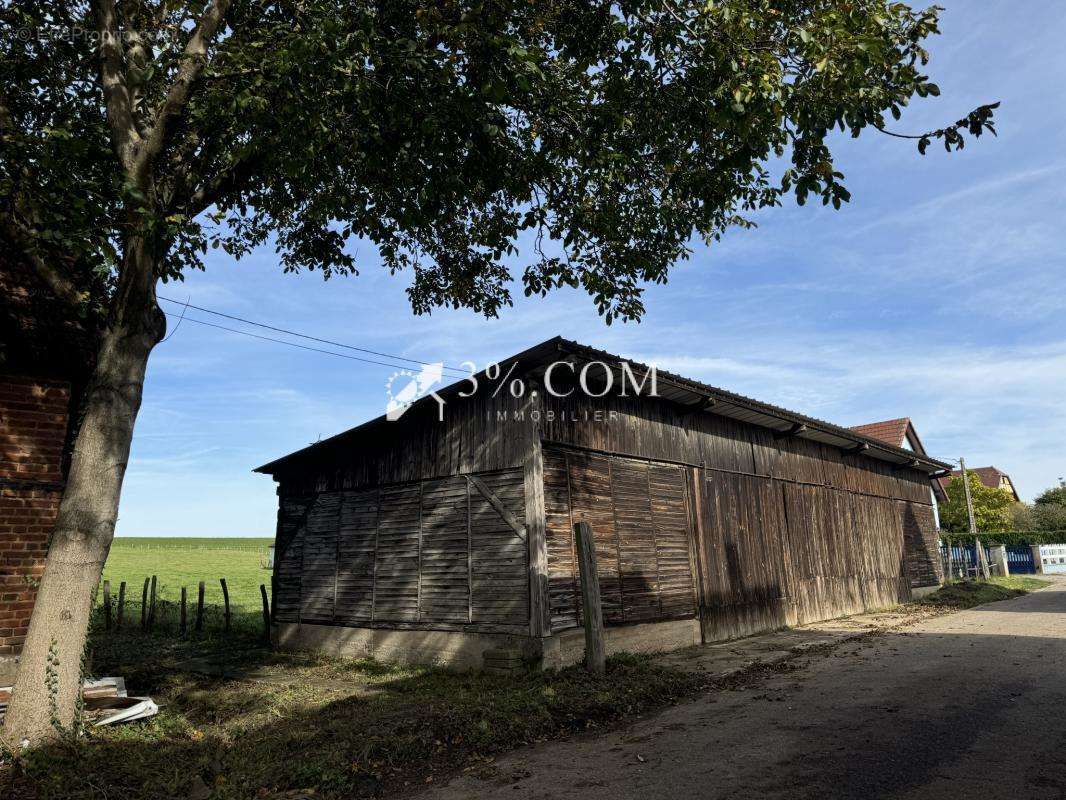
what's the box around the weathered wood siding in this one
[271,391,534,494]
[538,392,940,593]
[697,473,910,641]
[539,393,933,505]
[269,374,941,646]
[273,468,528,632]
[536,391,940,641]
[542,446,697,633]
[899,500,940,589]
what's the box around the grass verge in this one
[4,626,706,800]
[920,575,1050,610]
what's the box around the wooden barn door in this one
[693,470,793,643]
[542,446,699,631]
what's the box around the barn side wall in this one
[537,391,941,586]
[534,392,942,658]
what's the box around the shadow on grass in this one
[8,645,705,800]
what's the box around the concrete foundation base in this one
[910,584,942,600]
[274,622,537,671]
[275,617,703,672]
[541,618,701,670]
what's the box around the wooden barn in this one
[256,337,946,669]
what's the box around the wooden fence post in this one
[573,521,606,675]
[116,581,126,630]
[260,584,271,644]
[180,586,188,636]
[195,581,205,633]
[140,577,150,630]
[147,575,158,632]
[220,578,231,633]
[102,580,112,631]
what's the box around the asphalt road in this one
[423,578,1066,800]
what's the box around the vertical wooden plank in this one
[147,575,157,632]
[102,580,111,631]
[416,479,424,622]
[196,580,205,632]
[180,586,187,636]
[467,477,473,624]
[687,467,707,644]
[574,521,606,674]
[116,581,126,630]
[524,425,549,638]
[220,578,231,632]
[261,584,271,643]
[140,577,149,631]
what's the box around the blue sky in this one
[117,0,1066,536]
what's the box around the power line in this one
[163,311,462,375]
[157,294,466,376]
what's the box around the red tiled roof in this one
[937,466,1020,501]
[850,417,947,501]
[849,418,911,449]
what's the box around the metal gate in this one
[940,543,1036,576]
[1005,545,1036,574]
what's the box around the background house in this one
[0,258,95,657]
[936,466,1021,502]
[849,417,947,499]
[258,338,947,669]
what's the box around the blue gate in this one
[1005,545,1036,574]
[940,543,1036,576]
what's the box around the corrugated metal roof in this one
[255,336,952,475]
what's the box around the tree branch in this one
[137,0,232,179]
[0,212,85,308]
[875,102,999,154]
[92,0,142,174]
[184,149,264,215]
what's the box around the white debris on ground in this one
[0,675,158,727]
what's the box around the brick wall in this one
[0,374,70,656]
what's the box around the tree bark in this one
[1,239,164,747]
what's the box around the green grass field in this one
[102,536,274,610]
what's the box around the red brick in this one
[0,373,73,654]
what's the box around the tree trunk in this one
[2,240,164,747]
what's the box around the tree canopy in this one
[2,0,997,324]
[938,471,1016,533]
[0,0,999,745]
[1011,484,1066,533]
[1035,485,1066,507]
